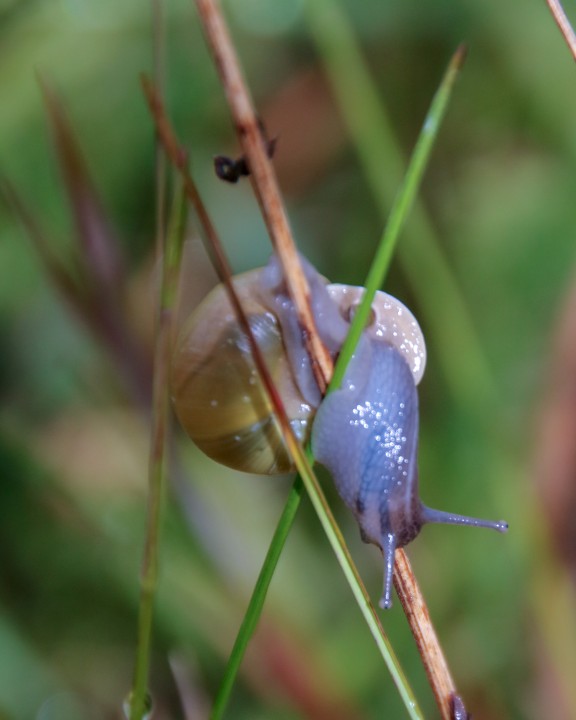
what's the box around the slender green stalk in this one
[284,447,422,720]
[129,182,187,720]
[212,463,422,719]
[129,6,174,718]
[209,48,462,720]
[306,0,496,408]
[210,476,304,720]
[331,46,466,390]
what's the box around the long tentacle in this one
[420,506,508,533]
[379,532,397,609]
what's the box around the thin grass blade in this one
[306,0,496,408]
[1,179,87,306]
[40,79,124,291]
[331,45,466,391]
[128,179,187,720]
[210,477,304,720]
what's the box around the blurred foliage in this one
[1,0,576,718]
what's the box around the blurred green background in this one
[2,0,576,718]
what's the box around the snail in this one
[171,254,508,608]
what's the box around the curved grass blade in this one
[40,78,124,291]
[330,45,466,391]
[306,0,496,409]
[210,476,304,720]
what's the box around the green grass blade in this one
[291,450,423,720]
[331,46,466,390]
[306,0,496,408]
[210,476,304,720]
[210,455,425,718]
[129,179,187,720]
[212,458,421,720]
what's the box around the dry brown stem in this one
[546,0,576,61]
[190,2,462,716]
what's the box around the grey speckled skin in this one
[312,337,508,609]
[312,338,425,608]
[451,694,471,720]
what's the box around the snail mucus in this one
[171,254,508,609]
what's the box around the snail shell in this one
[171,269,308,474]
[171,263,426,474]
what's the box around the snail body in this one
[172,254,507,608]
[311,335,507,608]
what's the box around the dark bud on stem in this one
[214,137,277,183]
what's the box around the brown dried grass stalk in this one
[190,1,461,717]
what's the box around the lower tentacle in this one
[379,532,397,610]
